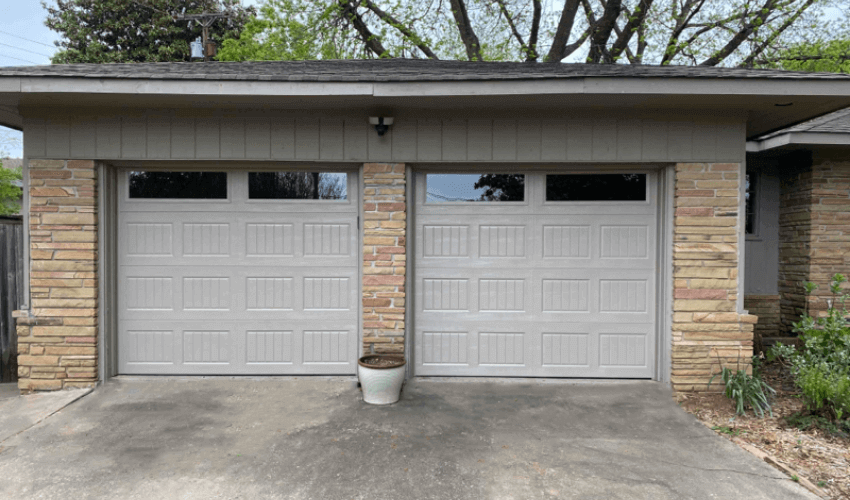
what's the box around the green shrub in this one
[709,356,775,418]
[770,274,850,423]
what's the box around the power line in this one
[0,53,40,65]
[0,42,52,59]
[0,29,56,49]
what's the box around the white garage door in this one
[117,169,359,375]
[414,171,657,378]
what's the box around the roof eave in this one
[1,75,850,97]
[747,131,850,152]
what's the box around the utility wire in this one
[0,29,56,49]
[0,53,40,65]
[0,42,52,59]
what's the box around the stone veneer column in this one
[778,160,813,333]
[796,160,850,318]
[672,162,756,391]
[361,163,406,356]
[15,159,98,392]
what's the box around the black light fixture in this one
[369,116,394,136]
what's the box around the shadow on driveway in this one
[0,378,816,500]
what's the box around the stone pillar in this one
[799,160,850,317]
[361,163,406,356]
[778,158,813,332]
[671,162,756,391]
[15,159,98,392]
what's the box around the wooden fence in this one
[1,216,23,382]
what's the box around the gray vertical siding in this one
[744,162,780,294]
[23,112,746,163]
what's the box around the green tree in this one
[218,0,343,61]
[0,161,23,216]
[44,0,255,63]
[215,0,846,66]
[759,39,850,73]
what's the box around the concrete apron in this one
[0,385,92,443]
[0,378,816,500]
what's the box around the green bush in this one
[771,274,850,423]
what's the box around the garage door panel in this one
[120,265,357,320]
[414,170,657,378]
[119,319,357,375]
[121,216,357,268]
[118,168,359,375]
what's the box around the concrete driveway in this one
[0,378,816,500]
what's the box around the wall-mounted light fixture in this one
[369,116,394,136]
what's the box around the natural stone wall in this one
[362,163,406,356]
[15,159,98,393]
[777,157,850,330]
[778,158,813,333]
[672,162,756,392]
[802,160,850,316]
[743,294,781,353]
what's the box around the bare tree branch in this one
[494,0,529,56]
[700,0,776,66]
[338,0,388,57]
[448,0,482,61]
[588,0,622,63]
[362,0,439,59]
[609,0,653,63]
[527,0,542,62]
[739,0,816,68]
[544,0,581,62]
[660,0,706,65]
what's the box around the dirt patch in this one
[359,356,405,368]
[678,363,850,499]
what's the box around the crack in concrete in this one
[0,389,93,446]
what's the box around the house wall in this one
[15,159,98,392]
[14,107,750,393]
[671,162,755,391]
[774,151,850,334]
[800,155,850,318]
[778,152,814,334]
[21,110,746,164]
[744,156,782,345]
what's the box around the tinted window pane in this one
[745,173,756,235]
[426,174,525,202]
[546,174,646,201]
[129,171,227,199]
[249,172,347,200]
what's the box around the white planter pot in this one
[358,355,406,405]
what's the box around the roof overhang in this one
[747,131,850,152]
[3,75,850,137]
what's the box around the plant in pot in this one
[358,354,406,405]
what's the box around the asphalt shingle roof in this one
[1,59,850,82]
[781,107,850,134]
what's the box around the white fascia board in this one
[747,132,850,152]
[373,79,586,96]
[585,77,850,96]
[0,78,21,93]
[19,77,375,96]
[6,75,850,98]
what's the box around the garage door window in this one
[546,174,646,202]
[426,174,525,203]
[248,172,347,200]
[128,171,227,199]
